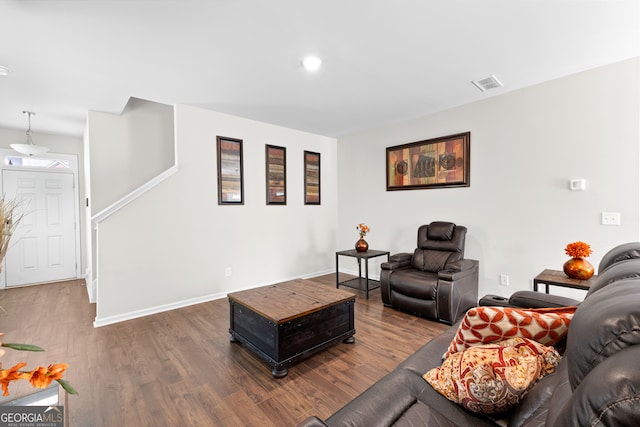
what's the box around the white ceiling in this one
[0,0,638,139]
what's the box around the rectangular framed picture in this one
[217,136,244,204]
[304,150,321,205]
[386,132,470,191]
[265,144,286,205]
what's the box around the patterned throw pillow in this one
[444,306,577,358]
[424,337,560,414]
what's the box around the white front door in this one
[2,170,77,287]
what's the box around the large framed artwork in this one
[266,144,286,205]
[304,150,320,205]
[386,132,470,191]
[217,136,244,204]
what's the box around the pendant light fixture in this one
[10,111,50,156]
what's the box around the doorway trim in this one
[0,149,81,288]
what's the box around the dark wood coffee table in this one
[228,280,356,378]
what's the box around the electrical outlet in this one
[225,267,232,277]
[601,212,621,225]
[499,274,509,286]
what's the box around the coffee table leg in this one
[272,366,288,378]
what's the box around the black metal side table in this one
[335,249,390,299]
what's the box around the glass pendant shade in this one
[10,111,50,156]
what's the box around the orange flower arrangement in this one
[0,333,76,396]
[565,241,593,258]
[357,223,370,238]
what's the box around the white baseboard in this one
[300,268,334,279]
[93,292,227,328]
[92,269,336,328]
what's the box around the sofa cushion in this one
[548,346,640,427]
[323,369,444,426]
[565,279,640,390]
[505,359,566,427]
[424,337,560,415]
[444,306,576,358]
[585,258,640,297]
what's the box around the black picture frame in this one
[304,151,320,205]
[217,136,244,204]
[266,144,286,205]
[386,132,470,191]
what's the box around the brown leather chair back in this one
[411,222,466,273]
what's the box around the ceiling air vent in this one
[472,75,503,92]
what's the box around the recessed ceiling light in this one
[302,56,322,72]
[0,65,9,76]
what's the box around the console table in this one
[335,249,390,299]
[533,269,596,294]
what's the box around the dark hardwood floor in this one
[0,274,447,426]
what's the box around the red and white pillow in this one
[425,337,561,414]
[444,305,577,359]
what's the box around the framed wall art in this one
[265,144,286,205]
[386,132,470,191]
[304,150,321,205]
[217,136,244,204]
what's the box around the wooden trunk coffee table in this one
[228,280,356,378]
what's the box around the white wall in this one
[337,58,640,300]
[94,105,337,324]
[87,97,175,213]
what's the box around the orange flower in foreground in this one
[0,332,76,396]
[0,362,29,396]
[565,241,593,258]
[27,363,69,389]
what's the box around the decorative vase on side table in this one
[563,257,594,280]
[563,241,594,280]
[355,223,370,252]
[355,238,368,252]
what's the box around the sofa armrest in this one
[438,259,477,281]
[381,252,412,270]
[295,416,329,427]
[508,291,581,308]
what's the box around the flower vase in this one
[563,257,594,280]
[355,238,369,252]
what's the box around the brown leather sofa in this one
[298,242,640,427]
[380,221,478,324]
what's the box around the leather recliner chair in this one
[380,221,479,324]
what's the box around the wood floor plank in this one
[0,275,448,426]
